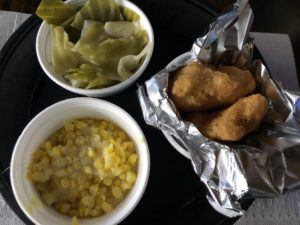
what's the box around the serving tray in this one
[0,0,251,224]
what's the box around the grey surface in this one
[0,10,30,225]
[0,9,300,225]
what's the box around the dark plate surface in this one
[0,1,250,224]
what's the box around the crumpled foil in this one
[137,0,300,218]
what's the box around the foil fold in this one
[137,0,300,218]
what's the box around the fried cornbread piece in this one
[168,62,256,112]
[185,94,268,141]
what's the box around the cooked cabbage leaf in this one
[64,64,117,89]
[118,43,151,79]
[71,0,123,30]
[72,20,108,54]
[81,38,140,79]
[36,0,77,26]
[120,6,140,22]
[104,21,135,39]
[51,26,81,74]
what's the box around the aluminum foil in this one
[137,0,300,218]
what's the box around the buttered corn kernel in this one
[27,119,138,219]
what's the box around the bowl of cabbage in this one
[36,0,154,97]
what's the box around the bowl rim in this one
[35,0,154,97]
[10,97,150,225]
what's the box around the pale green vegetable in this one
[133,25,149,51]
[81,38,141,79]
[71,0,123,30]
[51,26,81,74]
[104,21,135,39]
[120,6,140,22]
[118,42,152,79]
[72,20,108,54]
[64,64,116,88]
[36,0,77,26]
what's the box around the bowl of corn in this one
[10,97,150,225]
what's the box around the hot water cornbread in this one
[168,62,268,141]
[185,94,268,141]
[168,62,256,112]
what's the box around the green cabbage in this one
[64,64,116,89]
[51,26,81,74]
[71,0,123,30]
[36,0,76,26]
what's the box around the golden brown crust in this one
[185,94,269,141]
[168,62,256,112]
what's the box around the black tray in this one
[0,1,249,224]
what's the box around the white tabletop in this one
[1,10,300,225]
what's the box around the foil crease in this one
[137,0,300,218]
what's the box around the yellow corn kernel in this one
[103,178,112,186]
[31,172,42,182]
[90,127,98,134]
[89,184,99,195]
[111,167,122,176]
[36,183,47,192]
[75,121,87,130]
[90,209,101,217]
[56,168,67,177]
[114,178,121,186]
[83,166,93,174]
[49,147,60,157]
[100,121,108,127]
[128,154,138,165]
[101,202,112,213]
[128,141,135,149]
[109,139,116,145]
[75,136,85,145]
[45,141,52,151]
[121,181,132,190]
[78,207,85,217]
[94,158,103,169]
[112,186,123,199]
[119,173,126,180]
[117,131,126,140]
[32,150,44,160]
[100,130,108,139]
[81,195,94,207]
[61,178,70,189]
[99,186,107,195]
[126,171,137,183]
[42,192,56,205]
[66,132,75,140]
[64,121,74,132]
[87,147,96,158]
[41,156,50,165]
[59,202,71,214]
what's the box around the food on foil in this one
[168,62,256,112]
[138,0,300,218]
[27,119,138,219]
[185,94,268,141]
[36,0,149,89]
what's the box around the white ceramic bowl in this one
[36,0,154,97]
[10,97,150,225]
[162,52,191,159]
